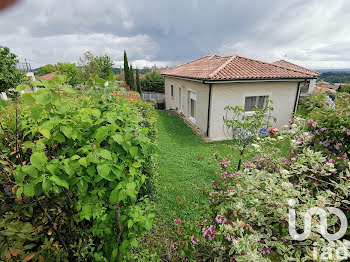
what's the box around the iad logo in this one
[288,199,349,260]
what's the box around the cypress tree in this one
[135,68,141,93]
[123,50,130,86]
[129,64,135,90]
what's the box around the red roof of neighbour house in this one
[38,72,56,80]
[161,55,320,80]
[272,60,321,77]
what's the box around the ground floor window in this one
[188,91,196,121]
[244,95,268,112]
[170,84,174,98]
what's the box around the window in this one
[170,84,174,98]
[300,81,310,95]
[188,91,196,121]
[244,96,268,112]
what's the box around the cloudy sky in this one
[0,0,349,69]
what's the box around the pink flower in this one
[307,120,317,128]
[191,235,198,244]
[289,118,294,124]
[178,228,183,235]
[171,242,178,250]
[215,214,227,224]
[202,225,217,241]
[174,219,181,226]
[335,143,342,150]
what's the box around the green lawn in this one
[153,111,235,222]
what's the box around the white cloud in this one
[1,0,350,69]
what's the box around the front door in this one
[179,87,182,112]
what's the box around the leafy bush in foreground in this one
[0,75,157,261]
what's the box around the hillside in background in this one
[318,71,350,83]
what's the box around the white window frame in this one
[244,95,269,114]
[170,84,174,98]
[188,91,197,123]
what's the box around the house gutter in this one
[293,81,302,115]
[162,74,316,83]
[206,83,212,136]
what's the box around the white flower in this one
[251,144,260,149]
[277,136,284,140]
[282,125,289,129]
[280,169,290,176]
[291,124,297,129]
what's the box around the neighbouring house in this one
[38,72,56,80]
[314,83,338,94]
[161,54,320,140]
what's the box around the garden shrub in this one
[140,71,164,93]
[296,93,350,171]
[298,92,328,115]
[0,75,157,261]
[170,120,349,261]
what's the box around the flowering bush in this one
[201,142,349,261]
[171,122,349,261]
[300,93,350,172]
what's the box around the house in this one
[38,72,56,80]
[161,54,320,141]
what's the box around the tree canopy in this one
[0,46,25,92]
[140,71,164,93]
[56,62,81,86]
[78,51,114,81]
[37,64,56,76]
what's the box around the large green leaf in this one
[61,85,76,93]
[42,177,52,194]
[100,149,112,160]
[49,175,69,190]
[30,152,47,170]
[31,105,43,121]
[97,164,112,181]
[16,84,29,92]
[31,80,44,86]
[109,187,119,203]
[23,184,35,197]
[22,165,38,178]
[78,157,88,168]
[60,125,73,138]
[39,129,50,138]
[22,93,35,104]
[94,126,109,143]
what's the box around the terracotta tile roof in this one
[38,72,56,80]
[161,55,319,80]
[272,60,321,77]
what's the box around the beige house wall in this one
[164,76,209,134]
[209,81,299,139]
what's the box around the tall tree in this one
[0,46,25,92]
[78,51,114,81]
[135,68,141,93]
[129,64,135,91]
[123,50,130,86]
[95,55,114,79]
[56,62,81,86]
[37,64,56,76]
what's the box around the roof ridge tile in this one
[209,54,237,79]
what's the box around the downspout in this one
[293,81,301,115]
[206,83,212,136]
